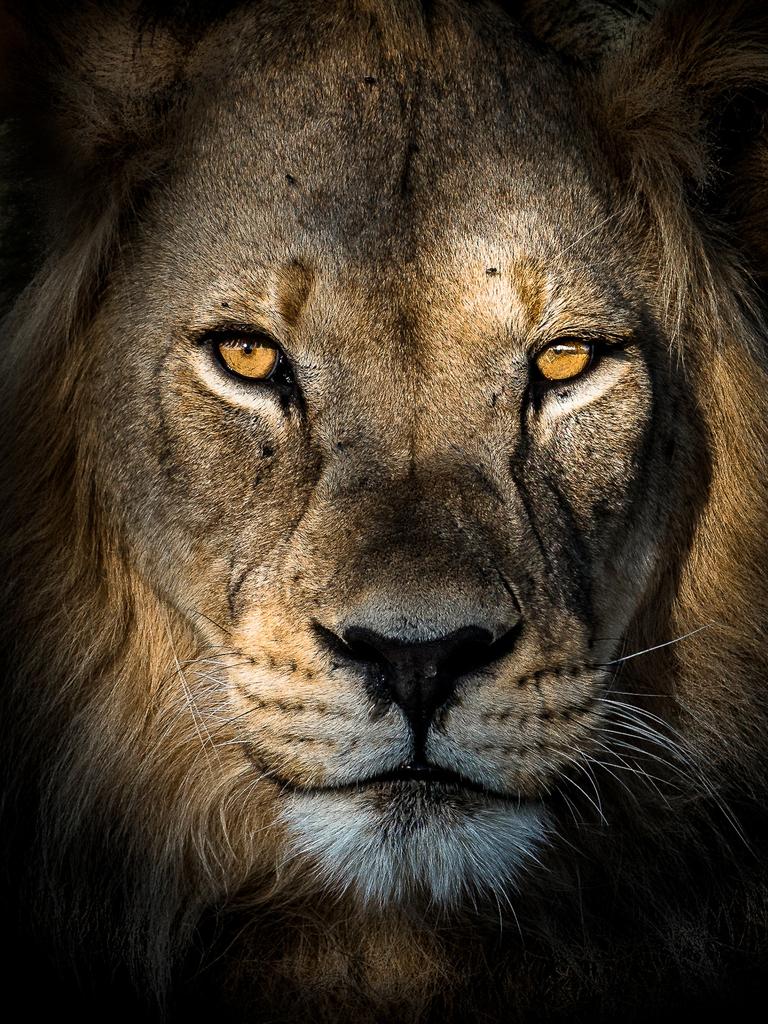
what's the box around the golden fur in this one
[2,1,768,1020]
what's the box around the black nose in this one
[325,623,519,737]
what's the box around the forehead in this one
[141,3,634,335]
[170,9,612,247]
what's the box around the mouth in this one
[284,762,518,802]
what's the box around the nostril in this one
[342,625,482,674]
[311,621,359,662]
[444,626,497,677]
[311,621,402,672]
[340,627,395,670]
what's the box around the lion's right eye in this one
[214,335,282,382]
[534,339,593,382]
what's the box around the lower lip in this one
[329,775,516,802]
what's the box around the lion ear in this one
[597,2,768,264]
[586,0,768,303]
[0,1,189,185]
[518,0,660,62]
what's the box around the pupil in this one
[243,344,253,354]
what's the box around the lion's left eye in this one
[214,335,281,382]
[534,339,593,382]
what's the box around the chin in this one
[279,780,550,909]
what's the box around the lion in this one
[1,0,768,1020]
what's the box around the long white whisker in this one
[597,700,749,845]
[164,618,222,770]
[602,624,713,666]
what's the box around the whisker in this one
[581,752,649,808]
[557,752,609,825]
[164,616,222,770]
[595,696,749,847]
[192,609,234,637]
[601,624,714,666]
[589,740,671,791]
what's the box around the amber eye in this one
[534,339,593,382]
[215,335,281,381]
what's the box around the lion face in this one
[82,9,691,905]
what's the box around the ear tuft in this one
[518,0,661,62]
[1,1,193,182]
[592,0,768,307]
[598,1,768,184]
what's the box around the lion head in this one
[2,1,768,1020]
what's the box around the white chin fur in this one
[279,786,549,907]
